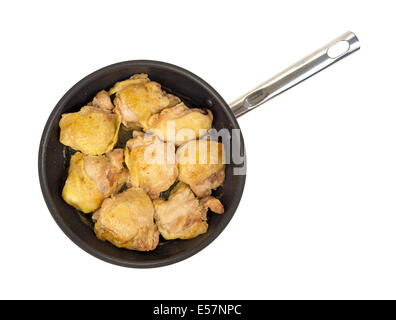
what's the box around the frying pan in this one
[39,32,360,268]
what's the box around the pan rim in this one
[38,59,246,268]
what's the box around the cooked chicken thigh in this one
[62,149,128,213]
[93,188,159,251]
[83,149,128,197]
[124,135,178,199]
[59,105,121,155]
[153,182,224,240]
[146,102,213,146]
[109,74,180,130]
[176,138,225,197]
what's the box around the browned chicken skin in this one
[93,188,159,251]
[153,182,224,240]
[200,196,224,214]
[109,74,180,129]
[176,138,225,197]
[62,149,128,213]
[83,148,128,197]
[59,105,121,155]
[124,135,178,199]
[146,102,213,146]
[91,90,114,112]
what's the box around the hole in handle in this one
[327,40,350,59]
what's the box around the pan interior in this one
[39,60,246,267]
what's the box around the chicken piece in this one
[91,90,114,112]
[153,182,224,240]
[200,196,224,214]
[83,149,128,197]
[109,73,180,129]
[124,135,178,199]
[62,149,128,213]
[146,102,213,146]
[176,138,225,197]
[108,73,150,94]
[93,188,159,251]
[59,105,121,155]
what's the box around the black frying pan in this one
[39,32,359,268]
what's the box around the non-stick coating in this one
[38,60,246,268]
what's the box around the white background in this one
[1,0,395,299]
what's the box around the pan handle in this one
[230,31,360,118]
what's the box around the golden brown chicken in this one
[153,182,224,240]
[124,134,178,199]
[62,149,128,213]
[91,90,114,112]
[93,188,159,251]
[109,73,180,130]
[59,92,121,155]
[200,196,225,215]
[176,138,225,197]
[146,102,213,146]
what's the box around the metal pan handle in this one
[230,31,360,118]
